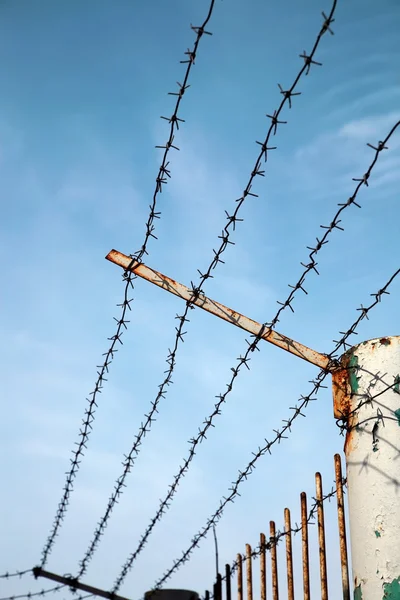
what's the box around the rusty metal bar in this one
[225,565,232,600]
[300,492,310,600]
[260,533,266,600]
[32,568,131,600]
[106,250,330,370]
[334,454,350,600]
[269,522,279,600]
[284,509,294,600]
[315,473,328,600]
[245,545,253,600]
[237,554,243,600]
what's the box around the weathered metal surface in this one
[245,545,253,600]
[237,554,243,600]
[269,521,279,600]
[333,336,400,599]
[315,473,328,600]
[334,454,350,600]
[106,249,330,370]
[300,492,310,600]
[259,533,266,600]
[284,509,294,600]
[32,568,131,600]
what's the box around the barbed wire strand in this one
[0,571,32,581]
[76,0,339,581]
[201,480,344,600]
[149,265,399,590]
[336,371,400,432]
[39,0,216,569]
[114,50,400,599]
[74,0,218,579]
[0,585,65,600]
[0,590,94,600]
[109,2,339,593]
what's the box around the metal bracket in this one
[106,249,332,371]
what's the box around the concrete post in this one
[332,336,400,599]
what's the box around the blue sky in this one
[1,0,399,599]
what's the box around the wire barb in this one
[148,264,400,588]
[68,0,218,579]
[109,0,355,590]
[39,0,217,571]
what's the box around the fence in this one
[205,454,350,600]
[2,0,399,599]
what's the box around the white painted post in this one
[332,336,400,599]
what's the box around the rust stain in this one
[106,248,331,370]
[332,366,351,420]
[379,337,391,346]
[332,355,357,456]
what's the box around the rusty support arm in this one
[32,567,132,600]
[106,249,331,371]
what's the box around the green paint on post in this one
[375,530,381,537]
[349,354,360,394]
[354,584,363,599]
[394,375,400,395]
[383,576,400,599]
[395,409,400,427]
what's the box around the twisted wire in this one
[74,0,217,579]
[0,586,65,600]
[39,0,216,569]
[111,2,338,592]
[150,265,400,589]
[0,571,32,581]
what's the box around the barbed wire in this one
[269,118,399,327]
[39,0,216,569]
[110,2,339,592]
[0,590,94,600]
[206,478,344,600]
[74,0,217,579]
[336,370,400,432]
[148,265,399,589]
[75,0,339,581]
[114,33,400,598]
[201,480,344,600]
[0,585,65,600]
[0,571,32,581]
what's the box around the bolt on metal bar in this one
[32,568,131,600]
[245,545,253,600]
[284,509,294,600]
[300,492,310,600]
[237,554,243,600]
[334,455,350,600]
[315,473,328,600]
[269,522,279,600]
[106,250,331,371]
[260,533,266,600]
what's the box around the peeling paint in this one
[349,353,360,394]
[395,409,400,426]
[375,530,381,537]
[383,576,400,599]
[354,583,363,599]
[394,375,400,395]
[380,337,391,346]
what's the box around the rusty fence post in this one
[332,336,400,599]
